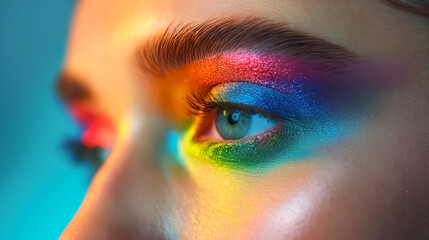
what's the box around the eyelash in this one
[185,90,228,116]
[185,89,281,123]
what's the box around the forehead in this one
[66,0,412,69]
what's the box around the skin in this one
[60,0,429,239]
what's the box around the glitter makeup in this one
[156,52,386,172]
[210,82,326,120]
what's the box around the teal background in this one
[0,1,92,239]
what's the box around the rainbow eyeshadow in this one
[163,53,386,172]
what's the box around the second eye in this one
[215,108,277,140]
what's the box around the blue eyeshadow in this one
[212,81,328,121]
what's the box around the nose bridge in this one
[61,107,174,239]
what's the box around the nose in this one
[60,109,173,239]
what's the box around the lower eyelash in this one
[199,142,221,161]
[189,124,285,166]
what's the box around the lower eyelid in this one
[245,113,277,137]
[182,124,287,170]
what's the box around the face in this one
[59,0,429,239]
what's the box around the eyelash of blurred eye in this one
[64,138,107,170]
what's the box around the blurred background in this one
[0,1,94,239]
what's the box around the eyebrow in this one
[135,17,357,77]
[56,72,92,102]
[382,0,429,17]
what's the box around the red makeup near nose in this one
[68,102,115,148]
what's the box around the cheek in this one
[244,162,326,239]
[176,160,320,239]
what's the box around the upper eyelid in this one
[210,102,284,123]
[186,85,287,125]
[207,82,325,120]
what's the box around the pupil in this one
[228,111,240,124]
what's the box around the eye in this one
[181,81,346,170]
[206,107,277,141]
